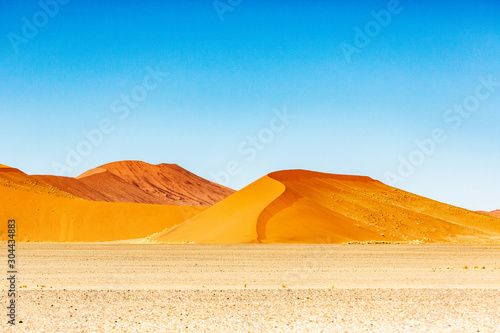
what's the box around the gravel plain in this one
[1,244,500,332]
[4,289,500,332]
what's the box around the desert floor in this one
[2,244,500,332]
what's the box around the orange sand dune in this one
[0,184,205,242]
[149,170,500,244]
[477,210,500,218]
[75,161,234,206]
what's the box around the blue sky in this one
[1,0,499,210]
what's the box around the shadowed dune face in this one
[150,170,500,244]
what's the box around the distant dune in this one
[149,170,500,244]
[37,161,234,206]
[33,175,113,202]
[0,165,76,199]
[476,210,500,218]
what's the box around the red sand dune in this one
[149,170,500,244]
[476,210,500,218]
[74,161,234,206]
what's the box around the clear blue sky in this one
[1,0,499,211]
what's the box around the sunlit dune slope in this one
[149,170,500,244]
[477,210,500,218]
[75,161,234,206]
[0,185,205,242]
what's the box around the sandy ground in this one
[2,244,500,332]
